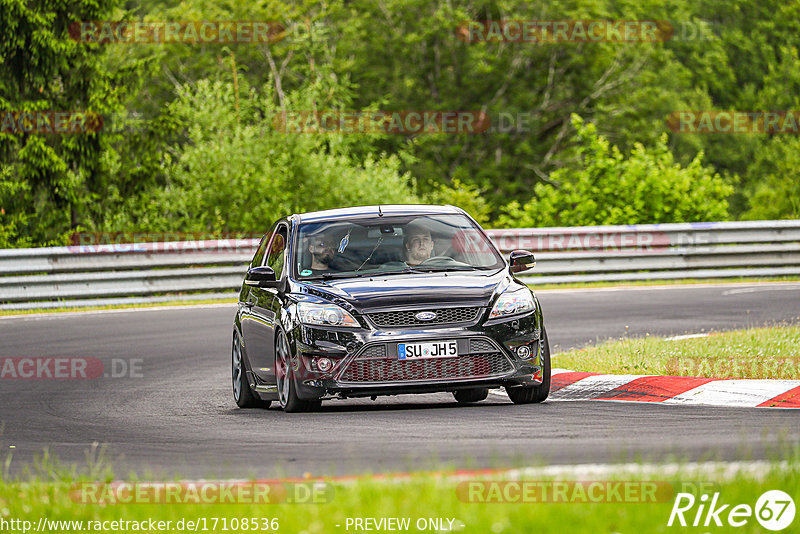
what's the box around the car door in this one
[240,224,275,384]
[242,223,289,385]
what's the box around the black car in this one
[232,204,550,412]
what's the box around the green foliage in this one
[3,0,800,247]
[0,0,126,246]
[104,78,417,233]
[424,179,491,224]
[742,136,800,220]
[497,116,733,228]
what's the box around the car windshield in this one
[295,214,504,280]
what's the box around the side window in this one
[251,231,272,268]
[267,225,288,278]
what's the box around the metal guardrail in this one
[1,220,799,309]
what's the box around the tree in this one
[0,0,126,246]
[497,115,733,227]
[105,77,418,233]
[742,136,800,220]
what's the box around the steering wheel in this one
[419,255,456,264]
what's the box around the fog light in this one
[317,358,333,372]
[516,345,531,359]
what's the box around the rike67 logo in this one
[668,490,795,531]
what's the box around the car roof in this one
[293,204,463,223]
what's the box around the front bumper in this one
[289,308,542,400]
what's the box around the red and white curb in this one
[492,369,800,408]
[550,368,800,408]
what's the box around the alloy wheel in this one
[232,333,243,401]
[275,333,291,407]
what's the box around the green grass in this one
[1,449,799,534]
[553,325,800,379]
[0,298,236,317]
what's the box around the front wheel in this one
[275,331,321,413]
[507,327,551,405]
[232,330,271,409]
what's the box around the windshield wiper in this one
[368,266,476,276]
[303,272,367,281]
[409,265,478,272]
[350,267,426,277]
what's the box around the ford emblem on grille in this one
[415,311,437,321]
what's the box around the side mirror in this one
[509,250,536,274]
[245,266,278,287]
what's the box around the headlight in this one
[489,288,535,319]
[297,302,360,327]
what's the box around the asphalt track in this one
[1,282,799,478]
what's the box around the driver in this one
[305,232,338,275]
[404,225,434,266]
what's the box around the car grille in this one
[368,307,482,328]
[469,338,495,353]
[357,344,387,359]
[338,338,513,384]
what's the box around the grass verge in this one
[553,325,800,379]
[1,449,799,534]
[0,298,236,317]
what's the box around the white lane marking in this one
[553,374,646,400]
[723,284,800,295]
[504,460,790,481]
[533,281,800,294]
[663,379,800,407]
[664,333,712,341]
[214,460,791,485]
[0,303,236,321]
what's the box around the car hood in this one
[298,270,512,312]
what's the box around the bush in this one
[106,79,418,233]
[424,179,491,224]
[742,136,800,220]
[496,115,734,228]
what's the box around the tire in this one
[453,388,489,404]
[275,330,321,413]
[232,330,271,409]
[507,326,551,405]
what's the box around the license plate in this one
[398,340,458,360]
